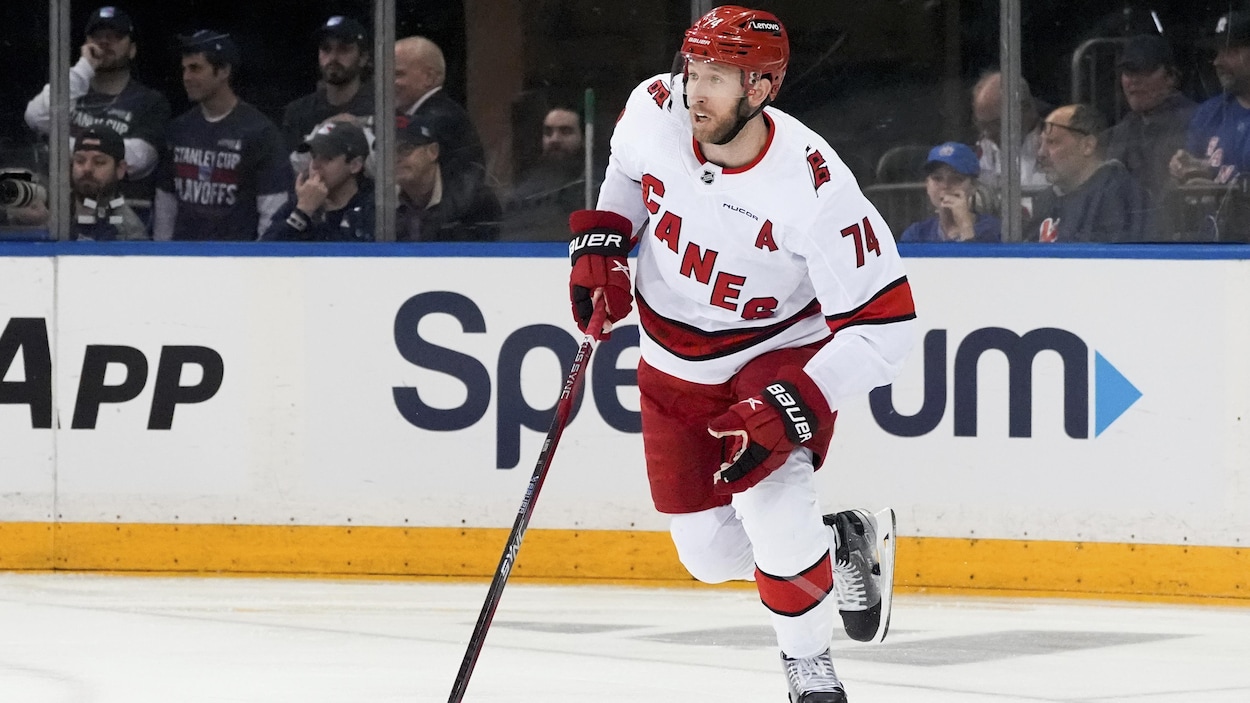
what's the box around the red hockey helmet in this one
[680,5,790,101]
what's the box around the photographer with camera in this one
[0,171,50,230]
[24,6,171,221]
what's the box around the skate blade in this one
[871,507,896,644]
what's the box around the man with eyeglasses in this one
[1029,104,1150,242]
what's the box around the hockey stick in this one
[446,298,610,703]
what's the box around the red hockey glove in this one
[569,209,634,337]
[707,368,830,495]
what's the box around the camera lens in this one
[0,179,39,208]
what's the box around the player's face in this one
[319,39,368,86]
[309,152,360,193]
[685,60,749,144]
[71,150,123,198]
[924,165,971,208]
[1120,66,1174,113]
[1214,46,1250,94]
[182,54,228,103]
[541,109,583,161]
[87,28,135,71]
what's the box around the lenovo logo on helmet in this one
[749,20,781,33]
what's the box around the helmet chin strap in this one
[711,97,768,146]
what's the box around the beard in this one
[690,98,749,145]
[321,63,361,86]
[74,178,104,199]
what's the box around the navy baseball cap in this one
[924,142,979,177]
[74,125,126,162]
[1117,35,1175,73]
[298,120,370,160]
[179,29,241,67]
[318,16,369,48]
[85,6,134,36]
[1210,12,1250,49]
[396,113,438,147]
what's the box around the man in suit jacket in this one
[394,36,490,195]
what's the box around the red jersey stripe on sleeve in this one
[825,276,917,335]
[636,294,823,362]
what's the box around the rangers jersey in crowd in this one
[155,102,291,241]
[596,74,917,411]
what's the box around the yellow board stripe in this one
[0,523,1245,604]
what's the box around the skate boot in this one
[824,508,896,643]
[780,648,847,703]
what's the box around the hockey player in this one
[566,6,916,702]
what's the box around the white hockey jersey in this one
[596,74,917,411]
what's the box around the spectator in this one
[1029,104,1151,242]
[394,36,489,190]
[70,126,147,240]
[1107,35,1196,199]
[394,113,500,241]
[503,106,598,241]
[972,71,1051,188]
[281,16,374,155]
[899,142,1001,243]
[154,31,291,241]
[1170,12,1250,186]
[25,6,171,219]
[262,120,373,241]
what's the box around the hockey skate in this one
[780,648,847,703]
[824,508,896,643]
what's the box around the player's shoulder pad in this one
[624,73,677,117]
[765,107,857,198]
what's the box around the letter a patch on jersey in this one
[806,149,831,192]
[755,219,778,251]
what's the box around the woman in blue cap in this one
[900,142,1001,242]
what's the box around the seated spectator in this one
[972,71,1051,188]
[899,142,1001,243]
[394,36,490,192]
[395,114,500,241]
[1107,35,1195,199]
[71,126,147,240]
[1029,104,1151,242]
[281,16,374,155]
[1170,12,1250,186]
[262,121,373,241]
[24,6,171,220]
[503,106,599,241]
[154,31,291,241]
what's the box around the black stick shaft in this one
[446,301,610,703]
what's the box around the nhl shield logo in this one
[701,170,715,184]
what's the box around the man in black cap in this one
[71,125,147,240]
[394,113,500,241]
[263,120,374,241]
[1107,34,1195,202]
[154,30,290,241]
[281,16,375,156]
[24,5,171,220]
[1171,12,1250,187]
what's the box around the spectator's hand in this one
[295,171,328,214]
[80,41,102,69]
[937,188,976,241]
[1170,150,1211,183]
[5,202,49,227]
